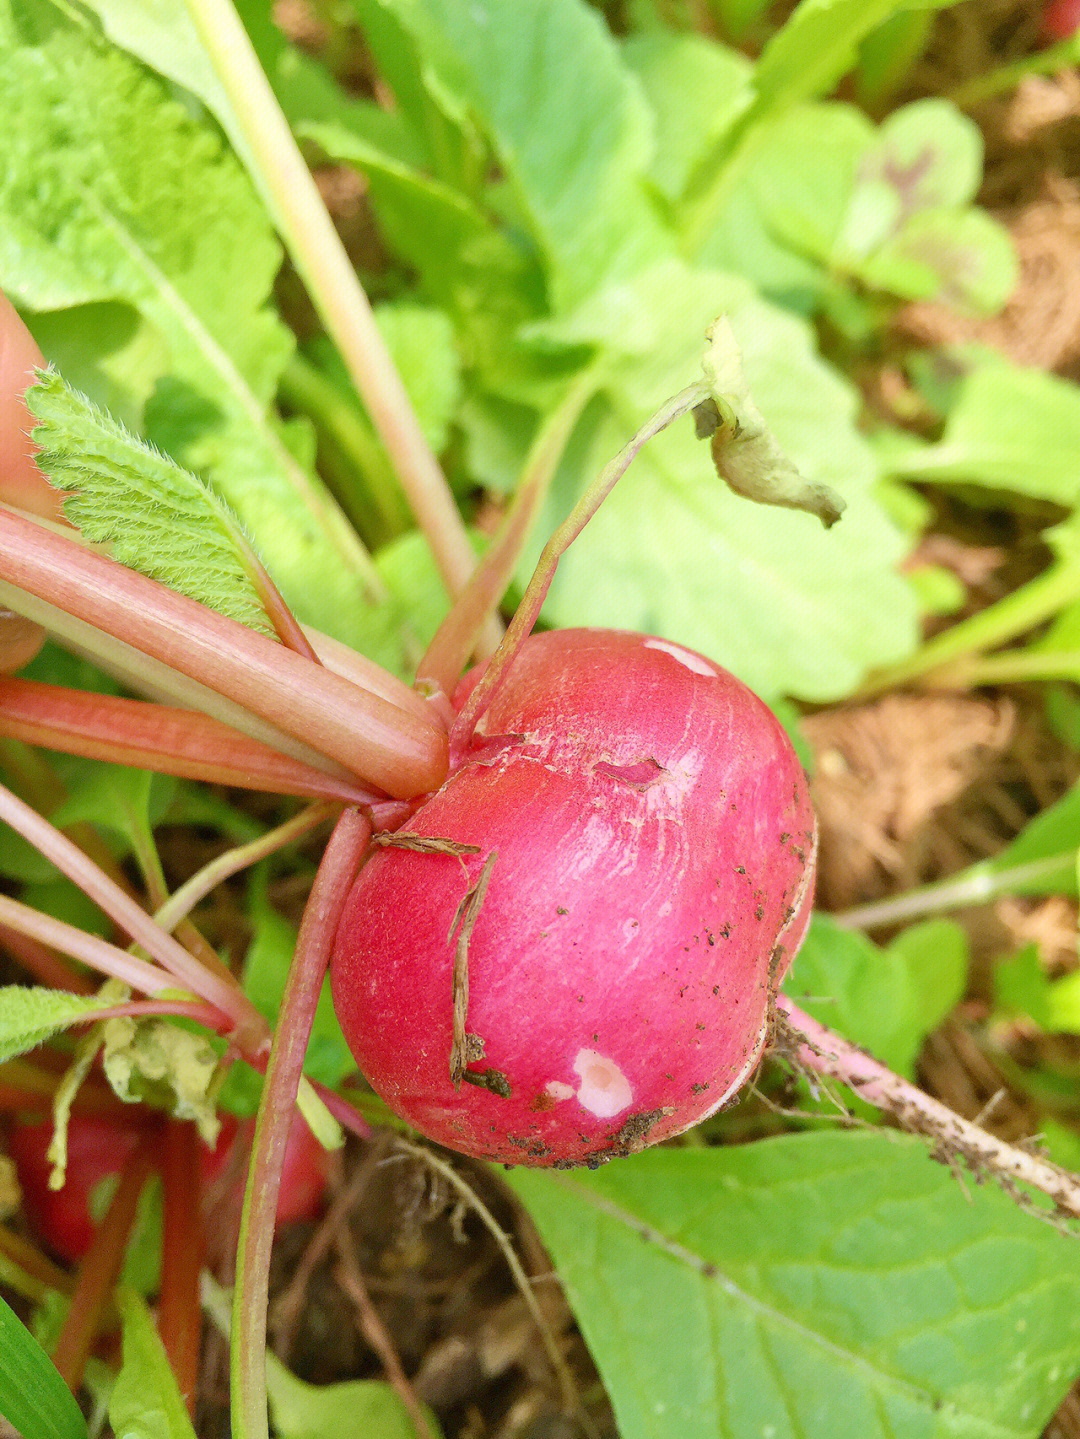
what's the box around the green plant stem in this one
[858,554,1080,696]
[777,997,1080,1218]
[0,508,448,799]
[153,803,336,935]
[182,0,498,653]
[231,807,371,1439]
[452,381,709,758]
[949,648,1080,688]
[949,36,1080,108]
[279,354,412,548]
[834,851,1077,931]
[419,372,600,698]
[0,1224,75,1302]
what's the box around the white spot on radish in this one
[643,639,714,675]
[544,1081,574,1102]
[572,1049,633,1118]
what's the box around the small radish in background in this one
[6,1109,330,1262]
[1042,0,1080,42]
[200,1113,331,1225]
[332,628,814,1168]
[5,1113,144,1263]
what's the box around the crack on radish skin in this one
[643,639,715,675]
[572,1049,633,1118]
[593,757,667,788]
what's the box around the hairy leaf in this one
[27,371,275,636]
[0,1295,87,1439]
[509,1132,1080,1439]
[0,986,109,1065]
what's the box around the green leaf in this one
[994,945,1053,1029]
[787,914,968,1078]
[25,302,168,433]
[351,0,664,309]
[109,1288,198,1439]
[857,207,1017,315]
[700,103,873,299]
[855,9,934,106]
[840,99,984,258]
[50,765,176,868]
[375,303,462,454]
[508,1132,1080,1439]
[621,32,752,204]
[0,986,110,1064]
[750,0,958,119]
[0,0,376,646]
[0,1295,87,1439]
[952,782,1080,900]
[266,1350,441,1439]
[27,370,275,636]
[886,356,1080,504]
[521,261,918,703]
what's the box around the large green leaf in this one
[621,32,752,205]
[521,262,918,702]
[0,1295,87,1439]
[509,1132,1080,1439]
[0,0,375,645]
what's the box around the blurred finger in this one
[0,289,65,520]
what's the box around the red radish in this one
[332,628,814,1168]
[200,1113,331,1224]
[7,1109,329,1261]
[6,1113,143,1263]
[1042,0,1080,41]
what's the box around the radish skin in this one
[332,629,814,1167]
